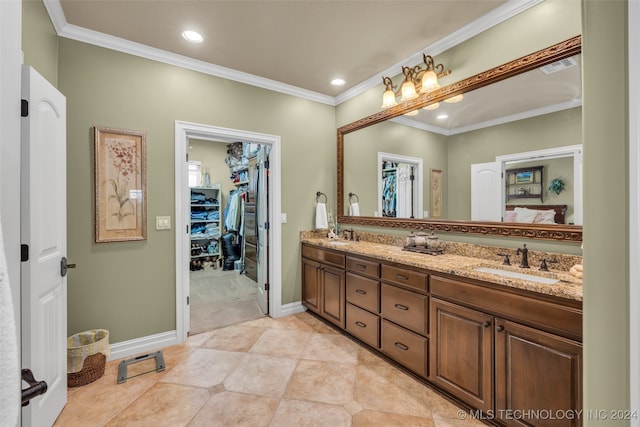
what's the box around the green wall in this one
[447,107,582,220]
[55,39,335,343]
[22,0,58,87]
[582,0,629,422]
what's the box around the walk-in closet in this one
[187,139,269,335]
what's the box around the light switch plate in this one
[156,216,171,230]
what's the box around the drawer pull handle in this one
[355,264,367,269]
[355,321,367,328]
[396,274,409,280]
[394,342,409,351]
[355,289,367,295]
[394,304,409,311]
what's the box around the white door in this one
[256,147,269,314]
[471,161,502,222]
[21,66,68,426]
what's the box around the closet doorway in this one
[175,121,282,341]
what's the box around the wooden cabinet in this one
[300,242,582,424]
[495,319,582,427]
[301,246,345,328]
[429,298,494,412]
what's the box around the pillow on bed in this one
[504,211,517,222]
[534,209,556,224]
[513,207,539,223]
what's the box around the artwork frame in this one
[430,169,443,218]
[94,126,147,243]
[515,170,534,184]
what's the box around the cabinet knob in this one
[482,321,491,328]
[496,325,504,332]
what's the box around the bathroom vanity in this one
[301,238,582,427]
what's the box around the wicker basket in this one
[67,352,106,387]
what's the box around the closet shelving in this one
[505,166,544,202]
[190,184,222,265]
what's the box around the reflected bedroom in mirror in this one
[338,36,583,241]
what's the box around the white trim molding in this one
[174,121,283,343]
[44,0,540,107]
[108,330,178,361]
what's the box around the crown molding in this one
[44,0,540,107]
[335,0,543,105]
[43,1,336,105]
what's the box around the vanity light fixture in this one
[381,54,463,109]
[182,30,203,43]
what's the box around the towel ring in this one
[316,191,327,203]
[348,192,359,203]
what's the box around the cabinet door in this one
[495,319,582,427]
[429,298,493,413]
[302,258,321,313]
[320,265,346,328]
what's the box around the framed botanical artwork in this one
[430,169,443,218]
[94,126,147,242]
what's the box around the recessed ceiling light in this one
[437,114,448,120]
[182,30,203,43]
[331,78,345,86]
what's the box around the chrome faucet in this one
[516,244,530,268]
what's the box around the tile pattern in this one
[54,312,485,427]
[300,236,583,301]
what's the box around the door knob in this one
[60,256,76,277]
[21,369,47,406]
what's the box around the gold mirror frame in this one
[337,35,582,242]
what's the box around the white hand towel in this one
[0,218,19,427]
[349,203,360,216]
[315,202,328,229]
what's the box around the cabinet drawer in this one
[302,245,345,268]
[431,275,582,341]
[382,283,428,336]
[244,242,257,261]
[381,320,428,377]
[346,256,380,279]
[346,272,380,313]
[381,264,427,291]
[245,257,257,281]
[346,303,380,348]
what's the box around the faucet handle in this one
[539,258,558,271]
[497,253,511,265]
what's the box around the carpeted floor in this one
[189,266,265,335]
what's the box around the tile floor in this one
[54,312,486,427]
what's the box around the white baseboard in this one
[274,301,306,318]
[108,330,179,361]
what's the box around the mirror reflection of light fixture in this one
[381,54,457,110]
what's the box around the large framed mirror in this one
[338,35,582,242]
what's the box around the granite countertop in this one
[301,237,583,302]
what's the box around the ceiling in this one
[50,0,535,104]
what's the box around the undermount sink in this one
[326,240,350,246]
[475,267,559,285]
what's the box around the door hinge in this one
[264,159,270,169]
[21,99,28,117]
[264,221,269,230]
[21,244,29,262]
[186,153,189,162]
[501,172,504,178]
[186,224,189,234]
[265,282,270,291]
[187,296,190,305]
